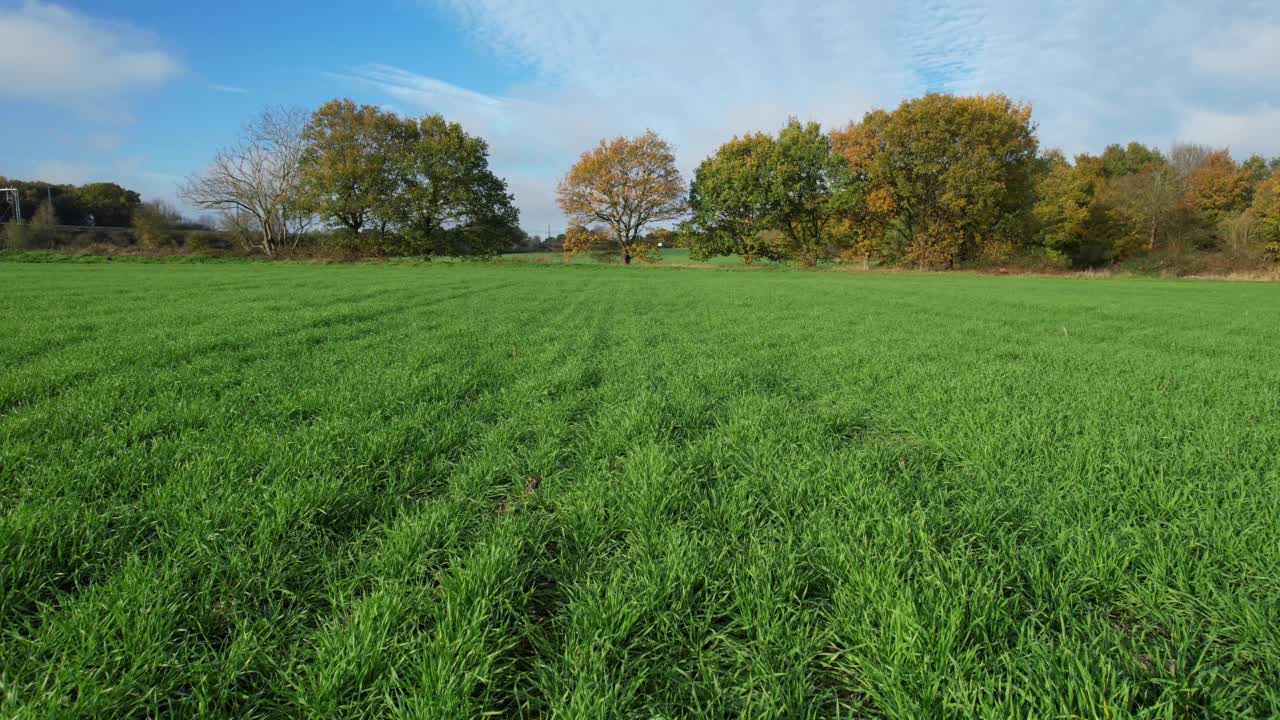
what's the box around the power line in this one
[0,188,21,224]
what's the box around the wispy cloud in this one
[898,0,986,92]
[209,83,248,94]
[0,0,180,121]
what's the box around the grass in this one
[1,259,1277,718]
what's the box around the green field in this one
[1,261,1278,718]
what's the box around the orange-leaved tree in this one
[1184,149,1251,224]
[830,94,1038,268]
[557,130,686,264]
[1253,174,1280,261]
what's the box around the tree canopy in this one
[831,94,1039,267]
[297,100,520,257]
[558,130,685,264]
[686,132,779,263]
[300,99,403,237]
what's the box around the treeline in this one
[9,92,1279,270]
[0,178,141,228]
[681,94,1280,268]
[1034,143,1279,267]
[556,93,1280,270]
[0,177,210,252]
[181,100,521,258]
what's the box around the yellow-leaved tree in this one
[557,130,686,264]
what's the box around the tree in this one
[132,201,180,248]
[1252,175,1280,260]
[1184,149,1250,224]
[75,182,141,227]
[1169,143,1214,182]
[1101,142,1164,177]
[557,130,685,264]
[395,114,520,257]
[686,132,780,263]
[830,117,895,265]
[767,119,853,265]
[1032,152,1116,266]
[831,94,1039,267]
[1242,155,1271,191]
[182,106,313,256]
[1102,162,1182,254]
[300,99,404,240]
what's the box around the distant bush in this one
[3,220,32,249]
[132,201,180,248]
[29,201,59,249]
[184,230,218,253]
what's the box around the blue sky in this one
[3,0,1278,233]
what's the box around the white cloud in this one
[0,1,180,119]
[1192,20,1280,83]
[341,0,1280,232]
[209,84,248,94]
[1179,106,1280,159]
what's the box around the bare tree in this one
[1105,163,1182,251]
[182,106,313,256]
[1169,143,1213,182]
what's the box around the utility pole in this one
[0,188,19,223]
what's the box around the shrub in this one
[3,220,32,249]
[184,230,218,253]
[1217,210,1263,263]
[132,201,180,249]
[30,201,59,248]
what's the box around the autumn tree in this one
[563,224,629,262]
[300,99,404,240]
[830,117,894,266]
[1032,152,1117,266]
[831,94,1038,267]
[182,106,314,256]
[557,130,685,264]
[1184,149,1250,224]
[1241,155,1271,192]
[1252,175,1280,260]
